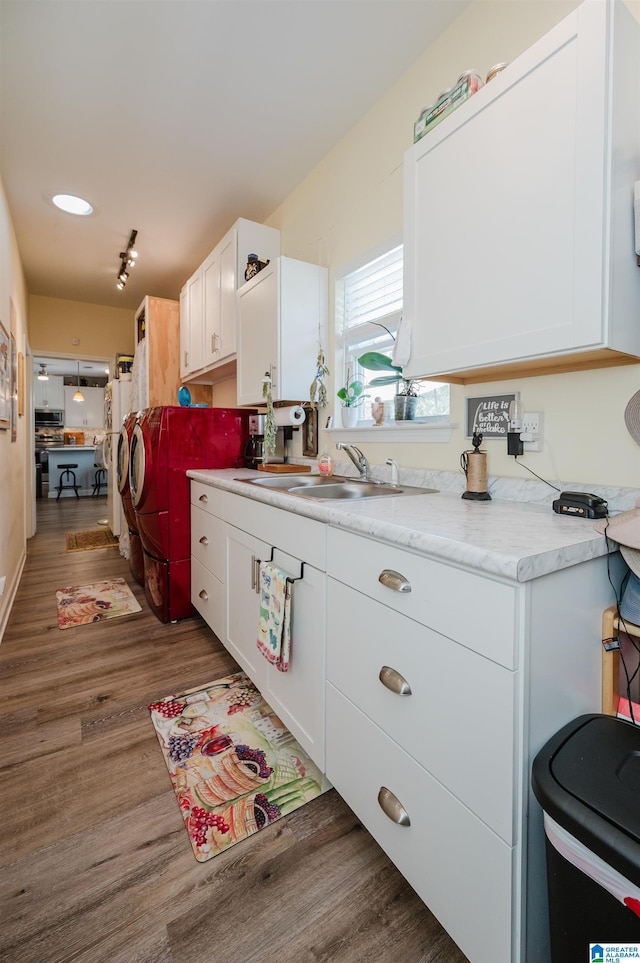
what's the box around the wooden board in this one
[257,463,312,473]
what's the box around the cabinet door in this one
[83,387,105,428]
[179,284,190,379]
[218,229,237,362]
[266,551,325,768]
[64,385,86,426]
[225,524,269,692]
[236,263,278,406]
[403,1,625,380]
[180,270,204,376]
[35,375,64,409]
[202,247,221,369]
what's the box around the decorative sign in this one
[466,392,518,439]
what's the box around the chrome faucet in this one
[336,443,370,481]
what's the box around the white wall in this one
[253,0,640,490]
[0,173,29,641]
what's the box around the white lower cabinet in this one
[326,684,513,962]
[190,482,326,770]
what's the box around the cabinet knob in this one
[198,493,208,503]
[198,589,208,601]
[379,665,412,696]
[377,787,411,827]
[378,569,411,593]
[199,535,208,545]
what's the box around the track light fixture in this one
[116,229,138,290]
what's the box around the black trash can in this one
[532,714,640,962]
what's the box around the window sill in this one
[326,422,457,443]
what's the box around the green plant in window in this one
[358,352,420,397]
[337,367,368,408]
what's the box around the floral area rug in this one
[65,528,119,552]
[149,671,325,862]
[56,577,142,629]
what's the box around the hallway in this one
[0,497,467,963]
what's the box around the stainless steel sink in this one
[236,474,438,499]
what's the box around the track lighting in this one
[115,229,138,290]
[37,364,49,381]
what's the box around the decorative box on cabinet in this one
[180,218,280,383]
[236,256,328,406]
[403,0,640,384]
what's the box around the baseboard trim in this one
[0,548,27,646]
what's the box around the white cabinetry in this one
[180,218,280,383]
[403,0,640,383]
[237,257,328,406]
[325,526,615,963]
[190,482,326,769]
[63,386,105,428]
[34,375,64,410]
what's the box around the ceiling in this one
[33,357,110,380]
[0,0,468,312]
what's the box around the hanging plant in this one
[309,347,330,409]
[262,372,277,459]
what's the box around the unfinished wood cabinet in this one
[135,295,209,407]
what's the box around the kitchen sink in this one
[236,475,438,499]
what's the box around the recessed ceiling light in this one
[52,193,93,216]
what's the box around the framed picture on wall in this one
[0,321,10,431]
[302,405,318,457]
[10,333,17,441]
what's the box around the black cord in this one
[513,455,562,492]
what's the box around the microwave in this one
[35,408,64,427]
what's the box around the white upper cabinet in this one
[403,0,640,383]
[180,218,280,383]
[236,256,328,407]
[34,374,64,409]
[64,386,105,428]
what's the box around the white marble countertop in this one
[48,446,96,452]
[187,466,626,583]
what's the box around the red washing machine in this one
[129,406,249,623]
[117,412,145,587]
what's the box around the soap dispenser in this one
[318,449,334,476]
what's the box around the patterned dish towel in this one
[257,561,292,672]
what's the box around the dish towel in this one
[257,561,292,672]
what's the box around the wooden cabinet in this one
[135,295,208,407]
[63,386,104,428]
[236,256,328,406]
[180,218,280,383]
[34,374,64,410]
[325,526,616,962]
[190,482,326,769]
[403,0,640,384]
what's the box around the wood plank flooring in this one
[0,497,469,963]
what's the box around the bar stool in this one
[56,463,80,501]
[92,465,107,497]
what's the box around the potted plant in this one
[337,368,368,427]
[358,351,421,420]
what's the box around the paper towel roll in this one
[274,405,306,426]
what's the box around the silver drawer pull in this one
[199,535,209,545]
[379,666,412,696]
[198,589,208,601]
[198,493,208,503]
[378,569,411,593]
[377,787,410,827]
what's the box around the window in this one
[337,241,450,424]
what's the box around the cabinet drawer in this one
[191,557,225,641]
[191,503,225,581]
[327,527,517,669]
[327,578,516,844]
[326,684,513,963]
[191,480,226,516]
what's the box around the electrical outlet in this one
[521,412,544,452]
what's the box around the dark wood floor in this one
[0,496,469,963]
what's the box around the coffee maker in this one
[243,414,286,467]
